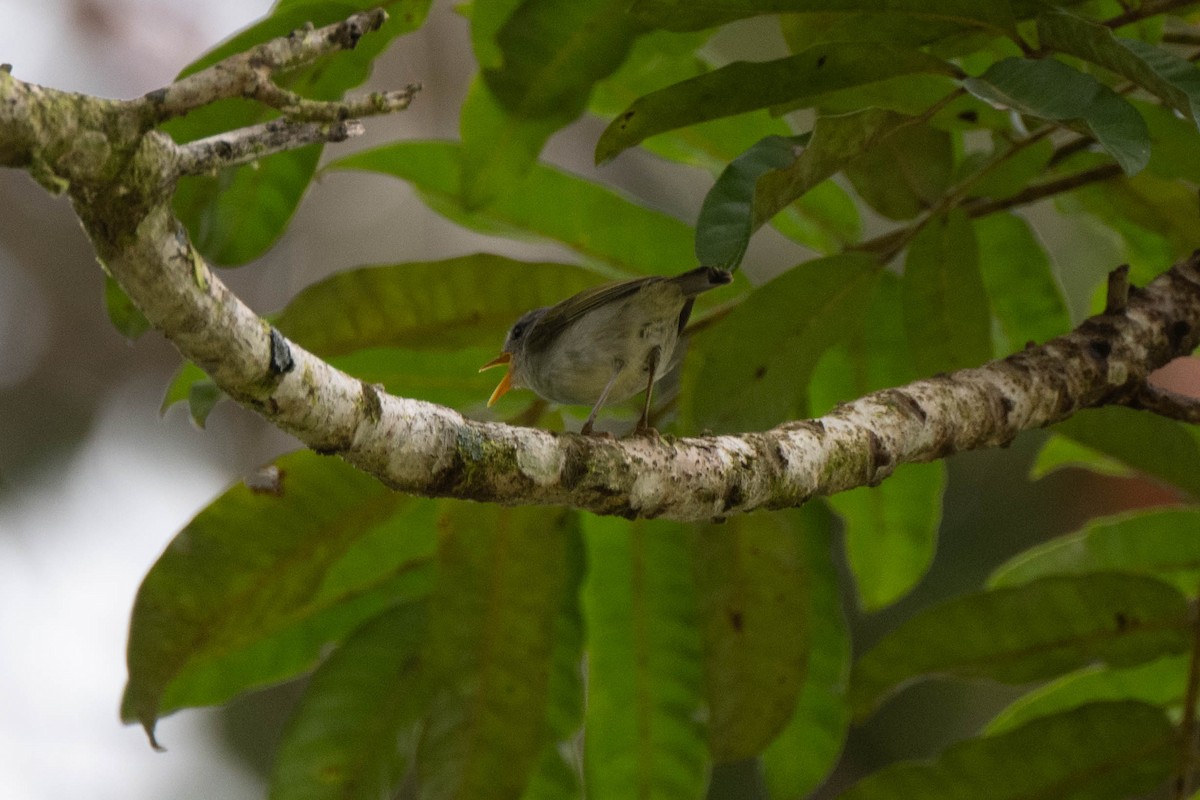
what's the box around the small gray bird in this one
[480,266,733,435]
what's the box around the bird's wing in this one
[523,276,657,355]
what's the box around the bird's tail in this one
[670,266,734,297]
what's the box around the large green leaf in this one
[596,43,957,162]
[582,515,708,800]
[692,512,808,762]
[1052,407,1200,499]
[417,504,577,800]
[985,656,1188,736]
[686,253,879,433]
[121,450,437,744]
[628,0,1016,36]
[269,601,429,800]
[462,0,640,206]
[810,275,943,610]
[973,213,1071,351]
[458,78,569,210]
[841,701,1174,800]
[963,56,1150,174]
[695,135,808,269]
[989,507,1200,596]
[830,463,945,611]
[845,123,953,220]
[1029,434,1135,482]
[328,141,695,275]
[170,1,432,265]
[902,210,993,376]
[590,30,789,169]
[482,0,639,119]
[275,256,606,355]
[1070,170,1200,257]
[761,504,851,800]
[959,137,1054,202]
[753,109,919,231]
[1038,9,1200,128]
[849,573,1191,719]
[519,524,586,800]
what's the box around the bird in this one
[480,266,733,435]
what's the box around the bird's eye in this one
[511,322,526,339]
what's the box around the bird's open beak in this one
[479,352,513,407]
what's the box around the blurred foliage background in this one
[5,1,1200,799]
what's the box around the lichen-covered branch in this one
[2,9,1200,523]
[175,118,365,176]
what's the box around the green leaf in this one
[963,56,1150,174]
[989,508,1200,596]
[104,274,149,339]
[831,463,946,611]
[628,0,1016,36]
[275,256,607,355]
[596,43,957,162]
[695,135,807,269]
[985,656,1188,736]
[590,30,793,171]
[808,275,942,610]
[849,573,1191,719]
[1140,100,1200,184]
[770,180,862,254]
[161,360,225,427]
[121,450,436,744]
[813,272,915,402]
[329,141,695,275]
[902,210,992,376]
[170,1,432,265]
[1029,434,1135,481]
[960,137,1054,201]
[1052,406,1200,499]
[519,526,586,800]
[483,0,639,119]
[269,601,429,800]
[1038,9,1200,128]
[1070,170,1200,256]
[458,77,569,209]
[845,123,953,220]
[974,213,1071,350]
[692,512,808,762]
[841,701,1174,800]
[753,109,919,230]
[462,0,639,205]
[467,0,524,69]
[417,504,578,800]
[582,516,708,800]
[326,346,506,412]
[686,253,880,433]
[761,504,851,800]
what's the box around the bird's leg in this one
[581,359,624,436]
[635,347,662,436]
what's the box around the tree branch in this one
[175,118,365,176]
[4,10,1200,523]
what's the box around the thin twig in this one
[141,10,393,123]
[1105,0,1200,30]
[1105,264,1131,315]
[851,162,1124,259]
[1124,382,1200,423]
[174,118,365,176]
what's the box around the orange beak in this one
[479,352,513,407]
